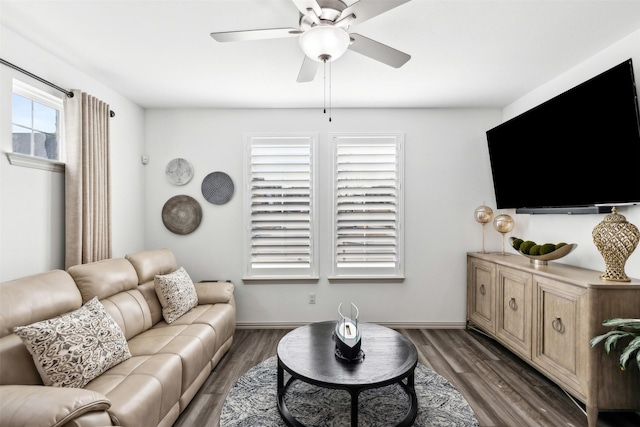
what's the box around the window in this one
[332,134,404,278]
[244,134,318,279]
[9,80,64,171]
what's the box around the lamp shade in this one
[299,25,350,62]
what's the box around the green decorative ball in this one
[540,243,557,255]
[511,238,524,250]
[556,242,567,249]
[519,240,536,254]
[529,245,542,255]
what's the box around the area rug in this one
[220,356,479,427]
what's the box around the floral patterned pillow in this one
[13,297,131,388]
[154,266,198,324]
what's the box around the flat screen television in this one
[486,58,640,214]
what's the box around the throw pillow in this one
[13,297,131,388]
[154,266,198,324]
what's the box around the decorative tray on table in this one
[510,237,577,265]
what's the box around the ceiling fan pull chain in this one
[323,59,327,115]
[329,60,332,122]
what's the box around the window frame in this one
[243,133,319,281]
[8,79,65,172]
[330,133,405,280]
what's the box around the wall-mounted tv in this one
[486,58,640,214]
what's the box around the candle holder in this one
[493,214,514,255]
[474,205,493,253]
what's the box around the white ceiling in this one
[1,0,639,109]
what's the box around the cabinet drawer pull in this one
[479,284,486,295]
[508,297,518,311]
[552,317,565,333]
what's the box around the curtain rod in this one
[1,58,115,118]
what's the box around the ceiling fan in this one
[210,0,412,82]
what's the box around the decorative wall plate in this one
[201,171,234,205]
[161,195,202,235]
[165,158,194,186]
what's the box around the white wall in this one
[502,29,640,280]
[144,108,502,326]
[4,22,637,324]
[0,26,146,281]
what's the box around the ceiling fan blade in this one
[297,56,319,82]
[348,33,411,68]
[291,0,322,17]
[210,28,300,42]
[338,0,411,26]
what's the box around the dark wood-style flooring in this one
[174,327,640,427]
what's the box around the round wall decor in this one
[201,171,234,205]
[165,158,194,186]
[161,195,202,235]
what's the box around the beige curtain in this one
[64,90,111,269]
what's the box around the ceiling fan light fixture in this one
[299,25,350,62]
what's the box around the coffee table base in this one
[277,357,418,427]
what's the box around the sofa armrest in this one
[195,281,234,304]
[0,385,111,427]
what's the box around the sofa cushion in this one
[127,324,216,391]
[126,249,180,326]
[84,353,182,427]
[154,267,198,324]
[68,258,139,303]
[100,290,153,341]
[0,270,83,386]
[0,270,82,340]
[13,297,131,388]
[195,281,234,304]
[138,281,165,326]
[126,248,178,284]
[160,303,236,351]
[0,385,111,427]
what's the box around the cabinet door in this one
[496,266,532,359]
[467,257,496,334]
[532,275,586,399]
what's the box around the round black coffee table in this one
[277,321,418,427]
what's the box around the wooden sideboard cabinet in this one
[467,252,640,427]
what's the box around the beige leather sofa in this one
[0,248,236,427]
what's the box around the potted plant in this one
[590,318,640,371]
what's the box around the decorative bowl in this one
[509,237,578,265]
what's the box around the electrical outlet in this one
[308,293,316,304]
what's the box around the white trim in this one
[11,79,65,163]
[236,322,308,329]
[378,322,466,330]
[242,276,320,284]
[236,321,467,330]
[6,152,65,173]
[327,275,405,282]
[243,133,319,279]
[330,133,405,278]
[13,79,63,109]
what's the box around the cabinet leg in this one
[586,406,598,427]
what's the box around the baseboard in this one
[236,322,307,329]
[377,322,466,329]
[236,321,467,330]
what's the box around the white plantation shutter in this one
[245,135,317,278]
[333,135,404,277]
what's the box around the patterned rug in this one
[220,356,479,427]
